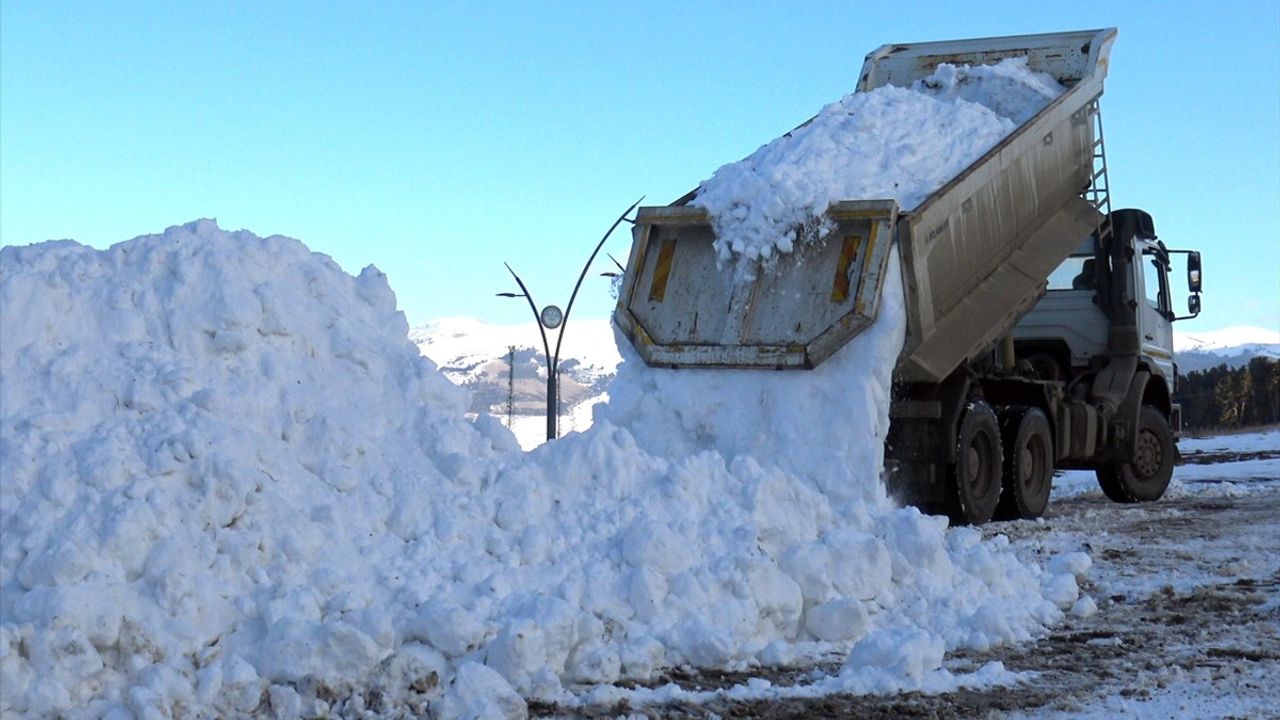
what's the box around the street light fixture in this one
[539,305,563,329]
[497,198,642,441]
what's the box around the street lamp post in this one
[498,198,642,441]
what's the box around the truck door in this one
[1138,243,1175,386]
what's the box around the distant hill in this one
[1174,325,1280,374]
[410,317,620,449]
[411,319,1280,446]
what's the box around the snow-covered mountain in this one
[410,317,620,448]
[412,320,1280,446]
[1173,325,1280,374]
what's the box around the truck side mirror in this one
[1187,251,1202,293]
[1188,294,1201,316]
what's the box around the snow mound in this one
[3,222,1079,718]
[691,57,1065,267]
[0,220,517,717]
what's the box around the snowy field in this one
[1054,427,1280,500]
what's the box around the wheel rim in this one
[1022,433,1048,495]
[1134,427,1162,479]
[966,433,994,496]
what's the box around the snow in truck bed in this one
[691,57,1066,268]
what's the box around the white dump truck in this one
[612,29,1204,524]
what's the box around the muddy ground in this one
[535,484,1280,719]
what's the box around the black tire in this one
[994,407,1054,520]
[946,401,1003,525]
[1096,405,1174,503]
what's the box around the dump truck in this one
[612,28,1204,524]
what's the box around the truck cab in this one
[885,208,1204,525]
[1012,209,1202,436]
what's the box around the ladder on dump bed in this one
[1082,98,1114,244]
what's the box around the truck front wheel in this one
[1096,405,1174,503]
[947,402,1003,525]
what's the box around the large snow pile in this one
[1,220,1085,718]
[691,57,1066,266]
[0,221,518,717]
[591,250,1082,696]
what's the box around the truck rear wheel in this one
[1096,405,1174,503]
[994,407,1054,520]
[947,401,1002,525]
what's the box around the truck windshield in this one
[1046,256,1096,291]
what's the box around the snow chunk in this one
[1048,550,1093,579]
[439,662,527,720]
[805,597,870,643]
[1070,595,1098,618]
[842,627,945,680]
[1043,572,1082,608]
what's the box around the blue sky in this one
[3,1,1277,333]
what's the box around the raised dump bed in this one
[615,29,1116,383]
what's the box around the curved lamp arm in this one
[503,262,552,366]
[552,197,643,366]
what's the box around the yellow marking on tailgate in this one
[831,235,862,302]
[648,236,678,302]
[853,223,878,314]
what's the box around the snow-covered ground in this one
[546,427,1279,718]
[997,428,1280,720]
[1053,426,1280,501]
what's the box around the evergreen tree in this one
[1175,357,1280,431]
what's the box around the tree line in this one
[1175,357,1280,431]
